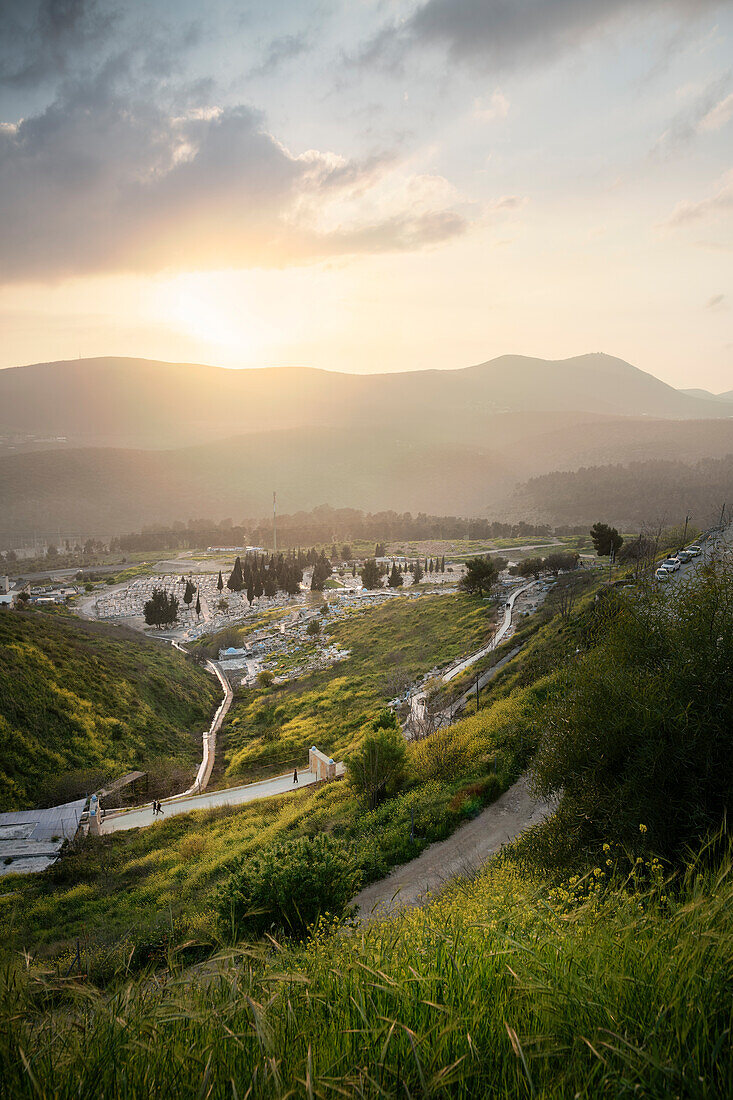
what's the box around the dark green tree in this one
[360,559,382,590]
[590,522,624,558]
[533,563,733,865]
[143,588,179,628]
[388,562,403,588]
[412,560,424,584]
[183,580,196,606]
[459,556,499,596]
[217,571,224,592]
[227,557,244,592]
[195,593,201,617]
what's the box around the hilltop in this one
[1,352,732,539]
[0,352,726,453]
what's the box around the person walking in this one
[151,800,158,817]
[293,767,298,785]
[157,800,164,815]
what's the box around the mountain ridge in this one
[0,352,728,455]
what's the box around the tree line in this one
[109,509,588,555]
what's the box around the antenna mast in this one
[273,491,277,555]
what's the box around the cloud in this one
[0,0,115,89]
[361,0,727,71]
[652,75,732,157]
[662,170,733,227]
[699,91,733,131]
[0,79,468,281]
[707,293,726,308]
[250,31,311,78]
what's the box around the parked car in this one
[686,545,702,556]
[662,557,681,571]
[655,568,672,582]
[676,549,692,562]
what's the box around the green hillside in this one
[0,610,220,810]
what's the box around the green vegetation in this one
[347,710,407,809]
[220,594,496,778]
[531,563,733,865]
[1,550,731,1097]
[0,669,536,960]
[0,610,219,809]
[2,839,730,1098]
[216,833,360,939]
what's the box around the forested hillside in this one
[0,610,219,810]
[507,454,733,527]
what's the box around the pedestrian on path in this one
[157,800,164,815]
[151,800,157,817]
[293,767,298,785]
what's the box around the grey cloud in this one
[362,0,728,71]
[707,293,726,308]
[652,74,731,158]
[250,32,311,78]
[0,82,466,280]
[0,0,115,89]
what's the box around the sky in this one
[0,0,732,390]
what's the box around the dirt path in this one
[353,775,553,920]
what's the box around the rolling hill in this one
[0,610,220,810]
[1,352,731,538]
[504,454,733,529]
[0,352,727,454]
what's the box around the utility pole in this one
[682,514,690,546]
[273,491,277,555]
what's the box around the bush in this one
[532,562,733,865]
[216,834,361,940]
[306,619,321,636]
[347,710,407,809]
[257,669,275,688]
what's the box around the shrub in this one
[179,835,207,862]
[306,619,321,636]
[257,669,275,688]
[347,710,407,809]
[216,834,361,940]
[532,562,733,865]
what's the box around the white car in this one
[655,568,671,582]
[661,557,681,571]
[686,545,702,557]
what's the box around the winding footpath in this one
[353,775,553,919]
[100,651,319,834]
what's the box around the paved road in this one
[101,769,317,833]
[353,775,553,919]
[409,580,536,727]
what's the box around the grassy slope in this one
[220,593,496,779]
[3,846,730,1099]
[0,609,220,810]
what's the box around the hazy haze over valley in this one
[0,352,731,539]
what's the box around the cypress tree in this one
[217,571,224,592]
[228,557,244,592]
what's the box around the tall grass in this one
[3,843,731,1098]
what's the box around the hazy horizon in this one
[1,1,732,390]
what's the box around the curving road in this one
[409,580,536,728]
